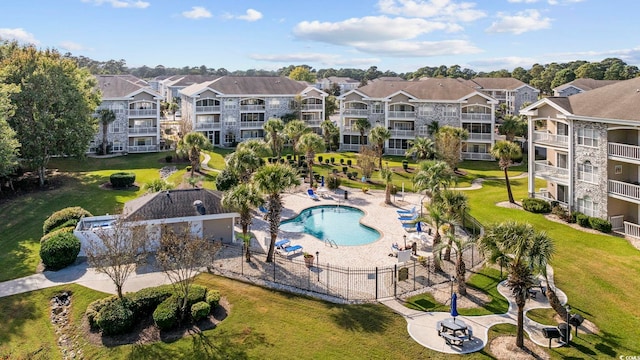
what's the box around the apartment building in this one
[462,77,539,115]
[523,76,640,239]
[337,78,499,159]
[316,76,360,94]
[159,75,219,105]
[179,76,326,146]
[552,78,621,97]
[91,75,163,154]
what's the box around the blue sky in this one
[1,0,638,73]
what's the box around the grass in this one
[526,308,558,327]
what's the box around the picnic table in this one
[437,318,472,347]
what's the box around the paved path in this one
[451,172,529,191]
[380,264,568,354]
[200,152,221,173]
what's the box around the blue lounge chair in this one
[259,205,268,213]
[307,188,319,201]
[398,213,418,221]
[402,222,418,231]
[276,239,303,255]
[396,206,416,215]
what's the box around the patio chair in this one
[276,239,303,256]
[398,213,418,221]
[307,188,320,201]
[396,206,416,215]
[259,205,268,214]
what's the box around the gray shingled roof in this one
[169,75,219,87]
[209,76,308,95]
[356,77,477,100]
[124,188,229,221]
[565,77,640,121]
[553,78,621,92]
[96,75,150,98]
[466,77,529,90]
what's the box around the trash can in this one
[344,190,348,200]
[558,323,570,343]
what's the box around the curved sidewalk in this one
[381,264,568,354]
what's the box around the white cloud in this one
[182,6,212,19]
[548,0,584,4]
[237,9,263,22]
[81,0,149,9]
[250,52,380,66]
[58,41,88,52]
[377,0,486,22]
[467,56,538,71]
[486,9,552,34]
[548,47,640,64]
[355,39,482,57]
[0,28,39,44]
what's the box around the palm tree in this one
[284,120,310,161]
[498,114,527,141]
[439,190,468,261]
[237,138,270,157]
[405,137,436,160]
[412,160,456,203]
[479,221,554,349]
[253,163,301,262]
[352,118,371,149]
[490,141,522,204]
[380,165,394,204]
[225,148,264,182]
[369,125,391,169]
[167,101,179,121]
[263,118,285,158]
[97,109,116,155]
[181,132,210,177]
[421,202,446,272]
[222,183,264,262]
[427,120,440,138]
[433,231,475,296]
[296,132,325,187]
[321,119,339,151]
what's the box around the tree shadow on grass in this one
[0,290,40,347]
[327,303,393,333]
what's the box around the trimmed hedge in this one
[522,198,551,214]
[109,172,136,188]
[191,301,211,321]
[86,295,118,330]
[40,226,74,244]
[153,295,180,331]
[185,285,207,308]
[327,175,341,190]
[95,299,135,335]
[39,232,81,270]
[589,217,612,233]
[575,213,591,228]
[43,206,92,235]
[206,290,221,308]
[126,285,174,316]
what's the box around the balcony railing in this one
[390,129,415,137]
[196,105,221,113]
[388,111,416,119]
[608,142,640,162]
[305,120,322,127]
[466,133,493,141]
[461,113,492,122]
[128,126,157,135]
[341,144,362,151]
[533,191,568,209]
[128,144,158,152]
[608,179,640,202]
[195,122,221,130]
[534,161,569,180]
[240,105,265,111]
[240,121,265,128]
[386,148,407,156]
[343,109,368,116]
[624,221,640,239]
[129,109,157,117]
[461,152,494,161]
[343,126,356,132]
[609,215,624,231]
[302,104,323,111]
[417,127,430,136]
[533,131,568,147]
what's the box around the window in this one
[578,161,597,183]
[241,113,265,122]
[372,102,383,114]
[443,105,458,117]
[224,99,237,110]
[577,196,595,217]
[112,141,123,152]
[419,105,435,116]
[388,139,408,149]
[224,132,236,144]
[342,135,366,145]
[269,99,280,109]
[109,121,123,133]
[577,128,599,147]
[241,130,264,139]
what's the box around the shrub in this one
[342,166,348,174]
[86,295,118,330]
[340,159,345,164]
[144,178,174,193]
[215,168,239,191]
[186,165,192,172]
[318,155,323,163]
[300,155,305,161]
[402,160,409,171]
[327,176,341,190]
[589,217,611,232]
[40,226,74,244]
[40,232,81,270]
[575,213,590,228]
[346,159,352,166]
[95,298,135,335]
[522,198,551,214]
[286,155,292,160]
[43,206,92,235]
[153,295,179,331]
[109,172,136,188]
[165,155,173,163]
[191,301,211,322]
[551,205,571,222]
[324,159,330,165]
[126,285,174,316]
[185,285,208,308]
[330,157,335,164]
[570,211,581,224]
[206,290,221,308]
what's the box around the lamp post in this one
[316,251,319,281]
[565,304,571,346]
[403,234,407,249]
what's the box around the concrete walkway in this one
[451,171,529,191]
[380,264,568,354]
[200,152,221,173]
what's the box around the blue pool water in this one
[279,205,380,246]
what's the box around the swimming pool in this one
[279,205,380,246]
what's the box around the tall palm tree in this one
[421,202,446,272]
[498,114,527,141]
[352,118,371,149]
[491,141,522,204]
[479,221,554,349]
[167,101,179,121]
[427,120,440,138]
[284,119,310,161]
[253,163,301,262]
[320,119,338,150]
[380,166,394,205]
[439,190,468,261]
[181,132,210,177]
[296,132,325,187]
[369,125,391,169]
[237,138,270,157]
[225,148,264,182]
[412,160,456,203]
[222,183,264,262]
[263,118,285,158]
[97,109,116,155]
[405,137,436,160]
[433,231,475,296]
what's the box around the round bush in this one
[39,232,81,270]
[206,290,221,308]
[589,217,611,232]
[191,301,211,321]
[109,172,136,188]
[575,213,591,228]
[215,168,239,191]
[126,285,174,316]
[40,226,74,244]
[185,285,207,308]
[95,299,135,335]
[153,296,179,331]
[327,176,341,190]
[43,206,92,235]
[522,198,551,214]
[86,295,118,330]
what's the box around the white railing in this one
[195,122,221,130]
[534,161,569,179]
[533,192,568,209]
[533,131,568,147]
[609,215,624,231]
[128,126,157,134]
[129,109,157,117]
[240,121,265,128]
[390,129,415,137]
[608,142,640,161]
[343,109,368,116]
[608,179,640,201]
[341,144,361,151]
[240,105,265,111]
[624,221,640,239]
[343,126,356,132]
[467,133,493,141]
[196,106,221,113]
[305,120,322,126]
[388,111,416,119]
[461,152,494,161]
[302,104,323,111]
[417,127,429,136]
[461,113,492,122]
[386,148,407,156]
[128,144,158,152]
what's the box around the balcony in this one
[240,105,265,111]
[341,144,362,151]
[128,126,157,135]
[461,113,492,122]
[466,133,493,141]
[417,127,430,136]
[196,105,221,113]
[128,144,158,152]
[305,120,322,127]
[534,161,569,182]
[302,104,323,111]
[608,179,640,203]
[343,109,368,116]
[608,142,640,162]
[195,122,221,130]
[533,131,568,148]
[240,121,265,128]
[343,125,357,133]
[624,221,640,239]
[390,129,415,137]
[129,109,157,117]
[386,148,407,156]
[461,152,494,161]
[388,111,416,119]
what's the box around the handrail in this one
[325,238,338,248]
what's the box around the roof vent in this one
[193,200,206,215]
[165,191,172,203]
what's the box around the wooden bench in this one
[441,333,464,347]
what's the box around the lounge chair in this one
[276,239,303,255]
[396,206,416,215]
[259,205,268,214]
[307,188,319,201]
[402,221,418,231]
[398,213,418,221]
